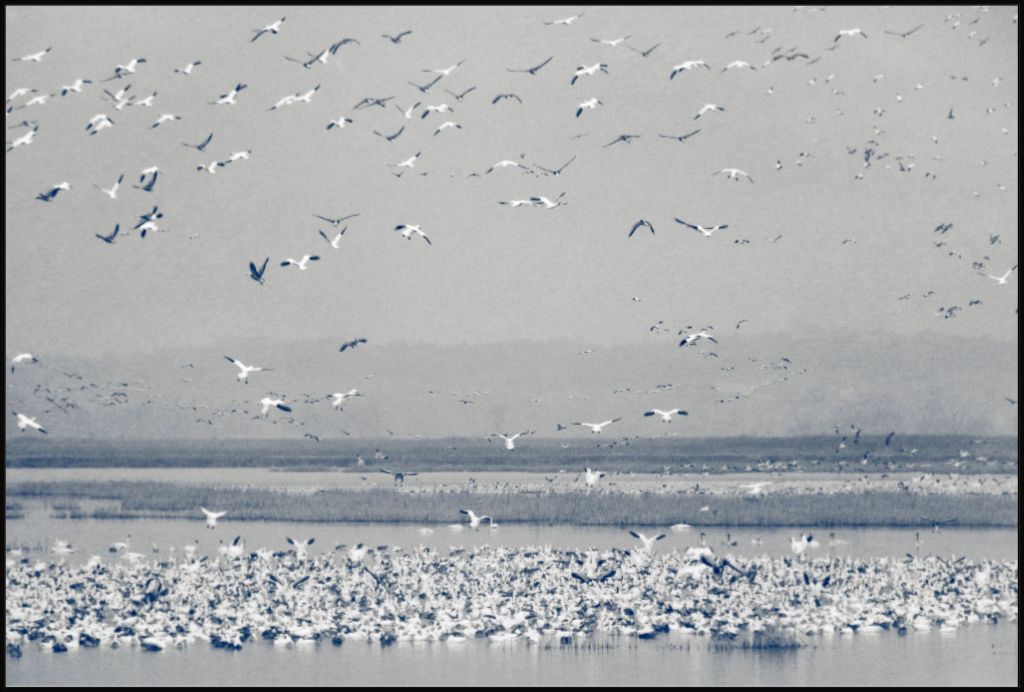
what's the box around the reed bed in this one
[6,480,1017,527]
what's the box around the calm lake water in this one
[5,625,1017,687]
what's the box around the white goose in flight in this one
[694,103,725,119]
[319,229,345,248]
[574,418,622,433]
[629,530,667,551]
[60,78,92,96]
[571,63,608,85]
[835,28,868,42]
[545,13,584,26]
[14,47,52,63]
[644,408,688,422]
[980,265,1017,284]
[675,218,729,236]
[201,507,227,529]
[584,467,606,488]
[576,97,602,117]
[424,59,465,76]
[13,412,47,434]
[6,125,39,151]
[459,509,490,528]
[280,255,320,270]
[679,328,717,347]
[95,174,124,199]
[713,168,754,182]
[494,431,534,450]
[174,60,202,75]
[670,60,709,78]
[329,389,361,408]
[252,17,286,42]
[10,353,39,372]
[212,83,247,105]
[395,224,432,244]
[224,356,270,383]
[392,151,421,168]
[259,396,292,415]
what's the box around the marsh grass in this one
[6,481,1017,527]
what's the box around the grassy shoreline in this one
[7,481,1018,528]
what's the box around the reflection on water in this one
[5,626,1017,687]
[5,506,1019,563]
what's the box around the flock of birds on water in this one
[5,6,1019,660]
[5,526,1018,655]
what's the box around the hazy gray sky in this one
[4,6,1018,438]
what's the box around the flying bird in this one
[13,47,52,63]
[574,419,622,433]
[329,390,361,409]
[248,258,269,284]
[658,129,702,142]
[12,412,47,434]
[545,13,584,26]
[694,104,725,119]
[174,60,202,75]
[339,338,368,352]
[675,218,729,236]
[95,223,121,245]
[251,17,286,42]
[259,397,292,416]
[224,356,269,383]
[395,224,432,244]
[644,408,688,422]
[200,507,227,529]
[628,219,655,237]
[10,354,39,373]
[670,61,710,78]
[382,30,412,44]
[571,63,608,85]
[576,97,602,117]
[36,181,70,202]
[713,168,754,182]
[211,83,247,105]
[834,28,868,41]
[280,255,320,270]
[506,56,553,75]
